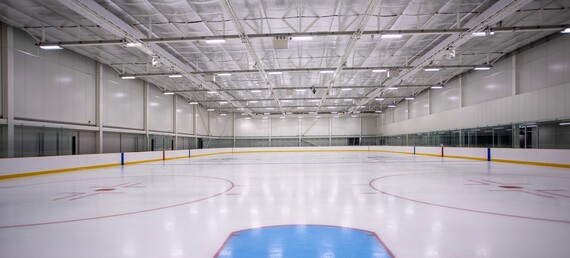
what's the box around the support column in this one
[1,24,14,158]
[427,90,431,115]
[143,81,149,150]
[511,54,517,96]
[268,117,272,147]
[173,95,177,150]
[192,104,197,148]
[95,62,103,153]
[459,76,463,108]
[232,113,236,148]
[329,117,332,146]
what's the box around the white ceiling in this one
[1,0,569,117]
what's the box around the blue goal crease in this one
[216,225,394,258]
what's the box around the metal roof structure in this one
[1,0,569,117]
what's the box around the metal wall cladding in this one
[147,85,173,132]
[176,95,194,135]
[102,65,144,130]
[13,29,96,124]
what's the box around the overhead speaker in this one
[273,36,289,49]
[204,74,216,82]
[387,69,400,78]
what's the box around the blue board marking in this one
[216,225,393,258]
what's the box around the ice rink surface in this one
[1,151,570,258]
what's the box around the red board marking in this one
[499,185,523,189]
[1,175,235,228]
[52,192,85,201]
[480,179,528,185]
[488,189,555,199]
[464,180,491,185]
[70,192,124,200]
[369,173,570,224]
[95,188,115,192]
[123,183,145,188]
[536,190,570,198]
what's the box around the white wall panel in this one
[176,96,193,134]
[210,114,233,136]
[331,117,360,135]
[409,92,429,119]
[301,117,329,136]
[393,103,408,122]
[12,29,96,124]
[519,36,570,94]
[195,105,209,136]
[380,83,570,136]
[463,57,512,106]
[102,65,144,129]
[378,110,394,125]
[431,79,460,114]
[148,85,173,132]
[379,36,570,136]
[361,116,378,135]
[235,118,269,136]
[271,117,299,136]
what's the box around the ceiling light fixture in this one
[291,36,313,41]
[388,86,398,90]
[268,71,283,75]
[219,101,228,104]
[125,42,142,48]
[250,90,262,93]
[217,73,231,76]
[245,117,251,120]
[38,42,63,50]
[220,113,227,116]
[381,34,402,39]
[474,66,492,71]
[562,28,570,33]
[297,107,305,109]
[372,69,387,73]
[424,68,440,72]
[388,104,396,108]
[248,100,259,103]
[295,89,307,92]
[341,88,352,91]
[375,98,385,101]
[405,96,416,100]
[168,74,183,78]
[189,101,198,105]
[163,92,175,95]
[472,31,495,37]
[559,122,570,126]
[120,75,136,79]
[431,85,444,89]
[375,110,383,113]
[205,39,226,44]
[319,70,335,74]
[207,108,215,111]
[207,91,218,94]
